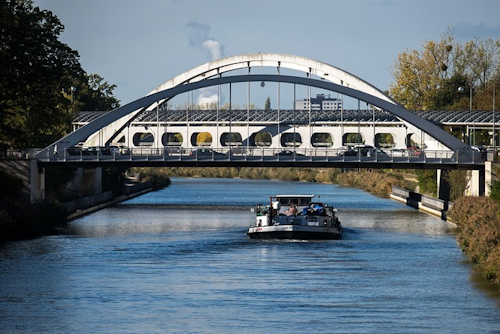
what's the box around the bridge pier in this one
[485,162,493,197]
[30,164,103,203]
[69,167,103,196]
[466,169,486,197]
[438,166,488,201]
[30,159,45,202]
[437,169,450,201]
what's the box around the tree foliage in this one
[0,0,120,150]
[78,74,120,111]
[264,97,271,110]
[196,132,212,144]
[444,170,470,201]
[389,31,500,111]
[0,0,83,148]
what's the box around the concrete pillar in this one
[82,168,103,196]
[95,167,102,195]
[30,159,45,202]
[485,161,492,197]
[436,169,450,201]
[465,169,485,196]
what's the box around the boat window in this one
[299,198,311,205]
[277,197,312,205]
[279,198,290,205]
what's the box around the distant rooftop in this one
[73,109,498,126]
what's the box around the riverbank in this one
[143,167,418,197]
[449,197,500,288]
[390,186,449,221]
[0,169,155,244]
[64,181,152,220]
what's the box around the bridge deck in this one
[37,147,485,170]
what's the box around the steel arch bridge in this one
[36,53,482,169]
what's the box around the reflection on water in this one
[1,177,499,333]
[69,206,254,237]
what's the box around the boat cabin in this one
[275,195,314,215]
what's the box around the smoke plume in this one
[187,22,225,107]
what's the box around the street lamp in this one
[494,83,496,150]
[70,86,76,103]
[457,85,472,111]
[70,86,76,113]
[458,85,473,146]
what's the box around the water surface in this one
[1,178,499,333]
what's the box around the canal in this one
[1,177,499,333]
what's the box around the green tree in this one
[444,170,470,201]
[0,0,84,148]
[415,170,437,196]
[0,1,120,150]
[255,132,271,145]
[78,74,120,111]
[389,32,500,111]
[264,97,271,110]
[196,132,212,145]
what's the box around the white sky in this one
[34,0,500,108]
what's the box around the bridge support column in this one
[485,161,493,197]
[95,167,102,195]
[466,169,485,197]
[80,167,103,196]
[30,159,45,203]
[437,169,450,201]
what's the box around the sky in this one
[34,0,500,108]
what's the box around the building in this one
[294,94,342,111]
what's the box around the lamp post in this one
[457,85,472,111]
[70,86,76,102]
[458,85,473,145]
[494,83,496,150]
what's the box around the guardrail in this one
[391,186,449,220]
[34,146,485,165]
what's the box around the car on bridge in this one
[86,146,119,155]
[66,146,92,156]
[341,145,389,158]
[407,147,422,158]
[274,150,305,157]
[389,148,408,157]
[342,145,375,157]
[189,148,226,157]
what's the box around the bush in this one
[136,168,171,190]
[0,200,68,243]
[336,169,416,197]
[415,169,437,196]
[449,196,500,288]
[444,170,469,201]
[0,170,25,200]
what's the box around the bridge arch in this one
[147,53,395,108]
[37,54,476,161]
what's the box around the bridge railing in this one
[36,146,484,165]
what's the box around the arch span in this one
[147,53,395,108]
[38,74,474,161]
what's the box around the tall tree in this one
[0,1,120,150]
[264,97,271,110]
[78,74,120,111]
[0,0,84,148]
[389,32,500,111]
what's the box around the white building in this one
[294,94,342,111]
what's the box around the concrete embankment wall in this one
[390,186,453,223]
[63,181,152,220]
